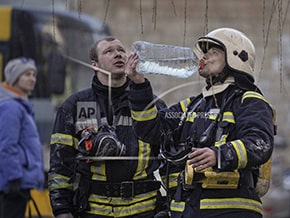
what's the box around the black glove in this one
[7,179,21,194]
[154,211,170,218]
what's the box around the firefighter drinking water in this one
[125,28,276,218]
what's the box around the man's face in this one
[95,39,128,77]
[199,47,226,78]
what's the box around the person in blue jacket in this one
[125,28,276,218]
[0,57,44,218]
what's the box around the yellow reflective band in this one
[89,192,157,217]
[242,91,276,126]
[91,164,106,181]
[0,6,12,41]
[215,134,228,146]
[170,199,185,212]
[133,140,150,180]
[208,114,217,120]
[231,140,247,169]
[161,172,179,189]
[115,114,133,126]
[186,112,196,123]
[47,174,72,191]
[89,191,157,204]
[222,111,235,123]
[107,197,156,217]
[242,91,269,104]
[200,197,263,214]
[50,133,77,147]
[75,119,98,133]
[131,106,157,121]
[180,98,191,112]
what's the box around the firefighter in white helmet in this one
[125,27,276,218]
[197,27,256,91]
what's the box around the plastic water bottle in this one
[131,41,199,78]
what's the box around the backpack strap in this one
[27,194,42,218]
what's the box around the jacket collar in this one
[1,82,27,97]
[202,77,235,98]
[91,75,129,99]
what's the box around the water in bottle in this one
[131,41,199,78]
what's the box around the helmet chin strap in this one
[205,67,230,109]
[205,69,229,90]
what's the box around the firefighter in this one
[48,37,167,218]
[125,28,276,218]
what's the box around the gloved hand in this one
[7,179,21,194]
[55,213,74,218]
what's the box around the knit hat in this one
[4,57,37,85]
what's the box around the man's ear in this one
[91,60,98,67]
[91,61,99,71]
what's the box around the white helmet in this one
[196,28,255,81]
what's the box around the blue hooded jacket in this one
[0,84,44,191]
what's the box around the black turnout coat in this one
[127,79,275,218]
[48,76,166,217]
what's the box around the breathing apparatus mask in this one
[160,118,218,167]
[159,130,191,167]
[78,125,126,157]
[159,91,226,167]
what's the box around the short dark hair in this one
[89,36,117,62]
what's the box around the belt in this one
[90,180,161,199]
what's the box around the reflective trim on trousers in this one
[87,191,157,217]
[200,197,262,214]
[170,199,185,212]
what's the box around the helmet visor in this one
[197,37,225,54]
